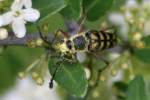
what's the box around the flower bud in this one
[136,41,145,49]
[133,32,142,41]
[84,68,91,79]
[18,72,27,79]
[111,69,117,76]
[27,40,36,48]
[35,77,44,86]
[121,63,128,69]
[92,91,100,98]
[32,71,39,79]
[36,38,43,46]
[100,75,106,82]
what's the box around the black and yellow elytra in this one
[55,29,117,58]
[85,30,117,52]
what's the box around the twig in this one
[0,32,53,47]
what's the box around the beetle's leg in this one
[90,52,110,83]
[36,24,51,45]
[58,29,70,38]
[84,56,110,99]
[51,29,69,44]
[100,26,116,34]
[78,16,86,34]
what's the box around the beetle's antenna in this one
[49,61,62,88]
[77,6,87,33]
[78,16,86,33]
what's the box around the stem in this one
[0,32,53,47]
[84,57,110,100]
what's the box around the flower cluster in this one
[102,0,150,84]
[109,0,150,48]
[0,0,40,39]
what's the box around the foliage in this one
[0,0,150,100]
[48,58,88,97]
[126,75,148,100]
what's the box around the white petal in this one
[0,28,8,40]
[11,0,23,10]
[12,19,26,38]
[23,0,32,8]
[120,24,129,40]
[109,13,125,26]
[126,0,138,9]
[23,8,40,22]
[0,12,13,27]
[125,11,132,20]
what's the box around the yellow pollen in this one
[14,11,21,17]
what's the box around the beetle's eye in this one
[85,31,91,39]
[66,40,72,49]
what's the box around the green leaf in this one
[114,81,128,92]
[0,0,12,12]
[134,48,150,63]
[69,0,82,18]
[143,35,150,46]
[113,81,128,100]
[126,75,148,100]
[32,0,67,21]
[0,47,43,94]
[28,0,67,33]
[60,0,82,19]
[60,6,74,19]
[48,58,88,97]
[111,0,126,11]
[82,0,114,21]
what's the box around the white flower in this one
[109,13,129,40]
[109,13,126,26]
[11,0,32,10]
[126,0,138,10]
[0,78,61,100]
[0,0,40,38]
[0,28,8,40]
